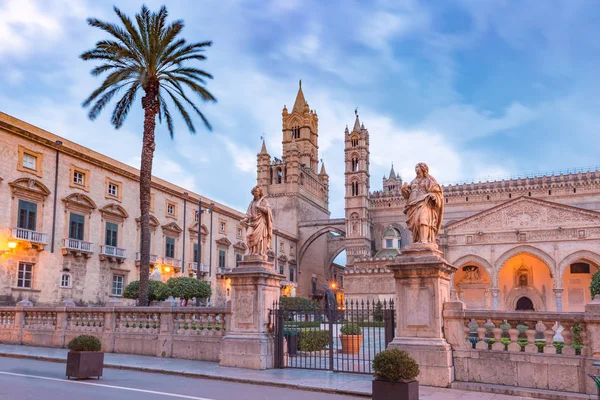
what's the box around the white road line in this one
[0,371,216,400]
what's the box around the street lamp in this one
[196,199,213,306]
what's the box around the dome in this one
[383,225,399,237]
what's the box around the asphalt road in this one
[0,357,364,400]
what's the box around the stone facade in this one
[0,112,258,306]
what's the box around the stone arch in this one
[558,250,600,283]
[298,225,345,271]
[495,245,556,279]
[452,254,494,285]
[505,287,546,311]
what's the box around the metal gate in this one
[271,299,395,374]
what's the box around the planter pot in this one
[372,379,418,400]
[340,334,363,354]
[286,335,298,356]
[66,351,104,380]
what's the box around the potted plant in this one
[372,348,419,400]
[284,328,299,356]
[66,335,104,380]
[340,322,363,354]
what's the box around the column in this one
[554,288,564,312]
[490,288,500,310]
[387,243,457,387]
[219,255,283,369]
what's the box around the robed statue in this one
[401,162,444,245]
[241,185,273,258]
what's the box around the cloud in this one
[219,136,256,173]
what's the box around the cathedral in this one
[259,82,600,313]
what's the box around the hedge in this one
[299,330,329,352]
[284,321,321,328]
[279,296,320,312]
[123,280,172,302]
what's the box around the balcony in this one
[162,257,181,270]
[11,228,47,250]
[135,252,160,267]
[99,245,126,263]
[188,262,210,274]
[217,266,232,277]
[62,238,94,258]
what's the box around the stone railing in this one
[443,301,600,395]
[11,227,47,245]
[0,304,230,362]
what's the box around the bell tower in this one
[344,111,372,264]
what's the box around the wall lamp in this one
[0,241,17,256]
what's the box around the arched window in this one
[351,136,358,147]
[351,181,359,196]
[352,158,359,172]
[276,168,283,184]
[291,126,300,139]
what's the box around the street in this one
[0,357,364,400]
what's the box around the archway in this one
[516,297,534,311]
[559,251,600,312]
[498,252,553,311]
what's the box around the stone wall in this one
[0,304,229,362]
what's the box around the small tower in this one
[383,163,402,194]
[319,162,329,204]
[257,140,271,192]
[344,111,372,264]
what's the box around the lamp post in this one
[196,200,213,306]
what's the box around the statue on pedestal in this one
[241,185,273,259]
[401,162,444,245]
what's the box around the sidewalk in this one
[0,344,550,399]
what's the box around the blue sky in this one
[2,0,600,218]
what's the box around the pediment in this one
[136,215,160,228]
[215,236,232,247]
[63,193,97,210]
[233,241,247,251]
[189,223,208,235]
[278,254,288,262]
[445,197,600,234]
[10,178,51,198]
[100,203,129,219]
[161,222,182,234]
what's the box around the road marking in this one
[0,371,216,400]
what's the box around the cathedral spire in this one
[389,163,396,179]
[292,80,307,113]
[260,139,268,155]
[320,162,327,176]
[353,113,361,132]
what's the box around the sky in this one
[2,0,600,219]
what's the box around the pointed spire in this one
[353,114,361,132]
[260,140,268,155]
[389,163,396,179]
[344,125,349,134]
[292,80,307,113]
[320,162,327,176]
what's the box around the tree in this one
[123,280,172,303]
[167,277,211,306]
[81,6,216,306]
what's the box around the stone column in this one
[554,288,564,312]
[219,255,283,369]
[387,244,457,387]
[490,288,500,310]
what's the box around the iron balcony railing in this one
[63,238,94,253]
[135,253,160,264]
[188,262,210,273]
[11,228,47,245]
[100,245,126,258]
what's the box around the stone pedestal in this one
[219,258,283,369]
[387,243,457,387]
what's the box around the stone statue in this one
[401,162,444,245]
[241,185,273,258]
[463,266,480,282]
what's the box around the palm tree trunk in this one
[138,82,159,307]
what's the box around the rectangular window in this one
[290,267,295,283]
[386,239,393,248]
[73,171,85,186]
[69,213,85,240]
[236,253,242,267]
[280,242,284,252]
[112,275,124,296]
[108,183,118,197]
[398,239,402,248]
[166,200,177,218]
[167,204,175,215]
[105,222,118,247]
[22,153,37,170]
[17,200,37,231]
[219,249,226,268]
[219,221,226,233]
[165,237,175,258]
[571,263,590,274]
[17,262,34,288]
[60,273,70,288]
[279,264,284,275]
[237,228,242,238]
[193,242,199,263]
[195,211,200,222]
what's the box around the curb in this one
[0,352,371,398]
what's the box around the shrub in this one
[372,348,419,382]
[67,335,102,352]
[283,328,300,337]
[279,296,319,312]
[373,302,384,322]
[284,321,320,328]
[358,321,385,328]
[341,323,362,336]
[591,271,600,299]
[299,330,329,352]
[167,277,211,306]
[123,280,172,302]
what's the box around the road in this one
[0,357,364,400]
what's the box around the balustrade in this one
[173,310,227,336]
[66,311,105,332]
[100,245,126,258]
[24,311,57,330]
[11,228,47,244]
[63,238,94,253]
[115,311,160,334]
[0,311,15,327]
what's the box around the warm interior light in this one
[330,282,336,289]
[164,266,171,273]
[7,241,17,249]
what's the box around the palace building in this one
[0,112,299,306]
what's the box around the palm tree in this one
[81,5,216,306]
